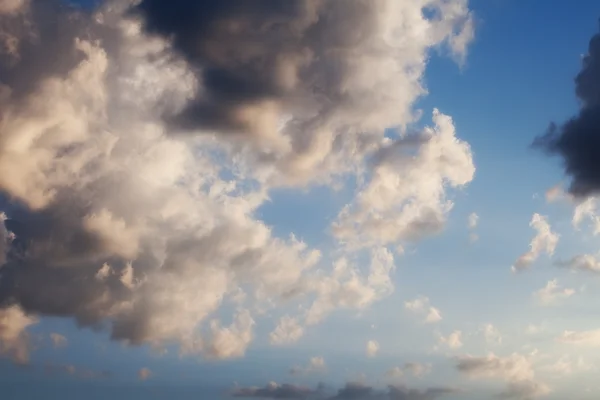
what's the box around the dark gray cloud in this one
[232,382,318,399]
[534,22,600,197]
[0,0,119,102]
[232,382,457,400]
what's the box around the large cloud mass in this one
[0,0,474,359]
[534,24,600,197]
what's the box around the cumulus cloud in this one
[332,110,475,250]
[456,353,549,399]
[0,0,476,359]
[0,304,37,364]
[511,214,559,273]
[205,310,254,359]
[533,23,600,198]
[480,324,502,345]
[50,333,67,348]
[138,367,152,381]
[366,340,380,357]
[533,279,575,306]
[386,362,432,379]
[270,315,304,346]
[290,356,326,376]
[557,329,600,346]
[404,296,442,324]
[556,253,600,274]
[437,331,462,350]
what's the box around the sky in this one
[1,0,600,399]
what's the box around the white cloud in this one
[438,331,463,349]
[525,324,545,336]
[456,353,550,399]
[205,310,255,360]
[557,329,600,346]
[572,197,600,235]
[269,316,304,346]
[386,362,432,379]
[533,279,575,306]
[50,333,67,349]
[138,367,152,381]
[0,305,37,364]
[332,110,475,250]
[467,212,479,242]
[366,340,380,357]
[557,253,600,274]
[405,296,442,324]
[542,356,594,375]
[511,214,559,272]
[290,356,326,375]
[305,248,396,326]
[480,324,502,345]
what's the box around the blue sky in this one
[2,0,600,399]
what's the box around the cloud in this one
[138,367,152,381]
[541,355,594,375]
[49,333,67,348]
[0,304,37,364]
[290,356,326,376]
[557,329,600,346]
[366,340,380,357]
[533,279,575,306]
[572,197,600,234]
[467,212,479,242]
[232,382,457,400]
[0,0,476,360]
[511,214,559,272]
[525,324,544,336]
[332,110,475,250]
[404,296,442,324]
[331,382,457,400]
[204,310,254,359]
[0,0,27,15]
[437,331,462,350]
[386,363,432,379]
[44,363,112,380]
[556,253,600,274]
[480,324,502,345]
[232,381,317,399]
[456,353,549,399]
[132,0,474,184]
[533,24,600,198]
[270,315,304,346]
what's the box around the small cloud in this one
[438,331,463,350]
[480,324,502,345]
[138,367,152,381]
[386,362,432,379]
[533,279,575,306]
[557,329,600,346]
[511,213,559,272]
[50,333,67,349]
[366,340,379,357]
[289,356,326,375]
[525,324,544,335]
[269,316,304,346]
[405,296,442,324]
